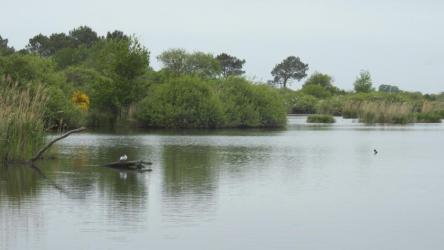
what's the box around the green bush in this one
[136,77,287,128]
[136,77,225,128]
[218,78,286,128]
[316,97,344,116]
[307,114,335,123]
[280,90,317,114]
[415,112,442,123]
[301,84,332,99]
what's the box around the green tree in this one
[354,70,374,93]
[185,52,221,78]
[157,49,188,75]
[378,84,400,93]
[106,30,129,41]
[136,76,225,128]
[271,56,308,88]
[86,37,150,115]
[215,53,245,78]
[303,72,334,89]
[26,33,74,56]
[0,35,15,56]
[218,78,286,127]
[301,72,341,97]
[157,49,221,78]
[26,34,51,56]
[47,33,74,54]
[69,26,99,47]
[53,46,90,69]
[0,53,58,83]
[301,84,332,98]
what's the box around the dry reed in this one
[0,81,48,161]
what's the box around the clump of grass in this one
[347,100,444,124]
[357,101,414,124]
[342,101,360,118]
[415,112,442,123]
[307,114,335,123]
[0,81,48,162]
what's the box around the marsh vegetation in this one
[1,27,443,160]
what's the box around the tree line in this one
[0,26,287,129]
[1,26,443,129]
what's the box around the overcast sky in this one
[1,0,443,93]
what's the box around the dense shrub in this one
[136,77,287,128]
[136,77,225,128]
[307,114,335,123]
[415,112,442,123]
[280,90,317,114]
[301,84,332,99]
[316,97,344,116]
[218,78,287,127]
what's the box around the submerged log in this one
[102,160,153,171]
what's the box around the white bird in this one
[119,154,128,161]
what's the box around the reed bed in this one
[342,100,444,124]
[0,82,48,162]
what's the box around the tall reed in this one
[0,81,48,162]
[342,99,444,124]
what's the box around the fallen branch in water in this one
[31,127,87,162]
[102,160,152,170]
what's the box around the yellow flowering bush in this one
[71,90,90,111]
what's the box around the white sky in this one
[1,0,444,93]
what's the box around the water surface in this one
[1,116,444,250]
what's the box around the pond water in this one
[1,116,444,250]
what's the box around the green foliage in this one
[280,90,317,114]
[0,53,58,84]
[0,81,47,161]
[379,84,400,93]
[307,114,335,123]
[0,53,85,128]
[271,56,308,88]
[26,26,98,56]
[106,30,129,41]
[85,37,150,115]
[157,49,221,78]
[301,72,343,98]
[415,112,442,123]
[301,84,332,98]
[3,27,444,132]
[354,70,374,93]
[53,46,90,69]
[303,72,333,89]
[157,48,188,75]
[218,78,287,128]
[136,77,287,128]
[136,77,224,128]
[316,97,344,116]
[216,53,246,78]
[69,26,99,47]
[44,86,86,129]
[0,35,15,56]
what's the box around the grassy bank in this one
[0,81,48,161]
[1,26,443,129]
[283,90,444,124]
